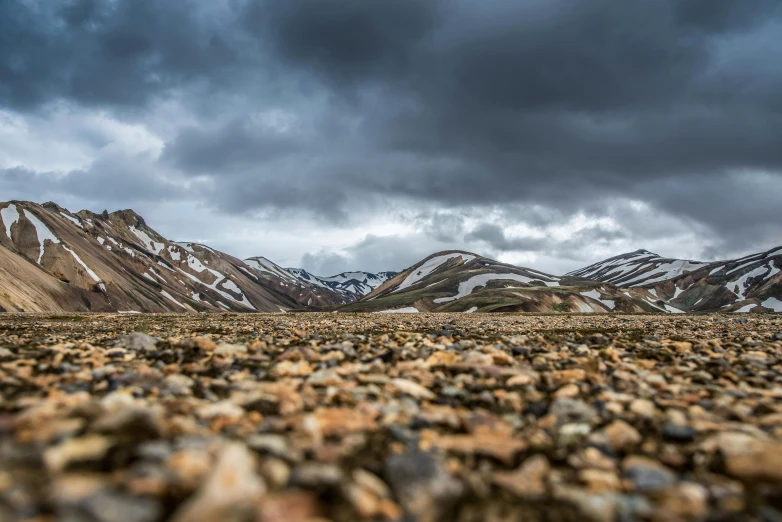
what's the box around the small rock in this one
[169,442,265,522]
[111,332,158,352]
[656,482,708,520]
[256,491,325,522]
[213,343,247,356]
[44,435,113,473]
[629,399,656,419]
[492,454,550,499]
[506,372,537,386]
[553,485,616,522]
[307,369,344,387]
[550,399,598,426]
[710,433,782,483]
[179,337,217,351]
[662,423,696,442]
[554,383,580,399]
[622,456,676,492]
[390,378,436,400]
[385,451,462,522]
[578,468,621,493]
[274,360,313,377]
[603,420,642,451]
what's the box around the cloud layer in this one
[2,0,781,274]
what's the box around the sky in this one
[2,0,781,276]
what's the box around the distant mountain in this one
[285,268,397,299]
[569,247,782,313]
[244,257,352,308]
[341,250,664,313]
[0,201,391,313]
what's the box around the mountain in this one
[341,250,666,313]
[284,268,397,299]
[566,250,709,286]
[243,257,352,308]
[569,247,782,313]
[0,201,368,313]
[2,200,779,314]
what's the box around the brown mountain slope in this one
[0,201,336,313]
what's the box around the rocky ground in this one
[1,312,781,522]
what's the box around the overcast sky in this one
[2,0,781,275]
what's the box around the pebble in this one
[1,312,781,521]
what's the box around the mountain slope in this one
[342,250,663,313]
[570,247,782,313]
[0,201,312,312]
[567,250,709,287]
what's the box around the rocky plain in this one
[1,312,781,522]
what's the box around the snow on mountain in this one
[284,267,397,298]
[0,201,325,313]
[2,199,780,314]
[570,246,782,313]
[345,251,602,314]
[567,249,708,287]
[394,252,475,292]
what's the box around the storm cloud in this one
[2,0,781,274]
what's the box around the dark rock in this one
[385,451,462,521]
[662,423,696,442]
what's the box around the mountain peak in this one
[109,209,146,228]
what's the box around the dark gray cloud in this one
[465,224,548,252]
[2,0,782,273]
[0,0,257,110]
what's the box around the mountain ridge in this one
[1,200,780,313]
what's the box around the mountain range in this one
[1,200,780,314]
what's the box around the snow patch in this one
[130,226,164,254]
[733,304,756,313]
[161,290,186,309]
[433,273,536,303]
[25,210,61,263]
[727,265,769,301]
[580,289,615,310]
[464,306,478,313]
[764,260,780,281]
[1,204,20,239]
[761,297,782,312]
[375,307,420,313]
[395,253,475,292]
[62,245,100,281]
[59,212,83,228]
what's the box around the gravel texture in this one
[1,312,781,521]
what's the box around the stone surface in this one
[1,312,781,521]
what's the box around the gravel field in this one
[1,312,781,521]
